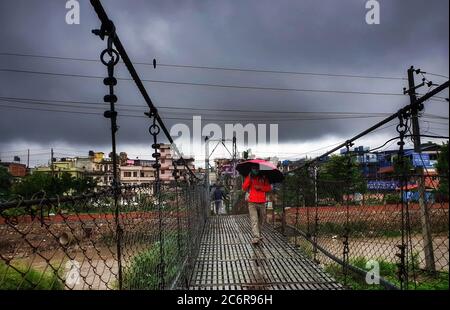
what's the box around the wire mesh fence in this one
[0,181,207,290]
[269,164,449,290]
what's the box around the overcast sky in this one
[0,0,448,167]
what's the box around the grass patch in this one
[325,256,449,290]
[308,221,448,238]
[0,261,64,290]
[122,234,182,289]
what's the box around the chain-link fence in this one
[269,157,449,290]
[0,181,207,290]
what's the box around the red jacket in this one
[242,175,272,203]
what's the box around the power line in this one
[0,52,409,80]
[421,120,449,126]
[0,148,49,154]
[0,68,407,96]
[0,94,444,120]
[1,97,447,121]
[0,95,395,116]
[361,134,449,153]
[0,101,391,121]
[424,72,450,79]
[0,97,448,121]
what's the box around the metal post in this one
[313,165,318,263]
[50,148,54,177]
[205,136,210,215]
[281,183,286,235]
[407,66,435,273]
[91,18,123,288]
[231,136,237,213]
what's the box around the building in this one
[92,151,105,163]
[0,162,27,177]
[91,158,114,187]
[214,158,235,177]
[158,144,195,182]
[115,144,195,185]
[376,143,441,177]
[74,157,94,174]
[25,145,198,186]
[119,161,156,185]
[33,158,85,178]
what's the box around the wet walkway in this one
[189,215,343,290]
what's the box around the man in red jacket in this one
[242,165,272,244]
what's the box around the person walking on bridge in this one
[242,165,272,245]
[212,184,226,215]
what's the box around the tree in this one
[72,177,97,195]
[12,172,54,199]
[435,142,449,196]
[119,152,128,166]
[318,155,366,203]
[12,172,97,199]
[0,166,13,197]
[393,155,414,176]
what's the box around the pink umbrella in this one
[235,159,284,183]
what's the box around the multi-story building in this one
[158,144,196,182]
[159,144,173,182]
[119,162,155,186]
[0,162,27,177]
[74,157,94,173]
[26,145,198,187]
[33,158,85,178]
[91,158,114,187]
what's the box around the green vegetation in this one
[0,171,97,202]
[10,172,97,199]
[318,155,367,203]
[325,256,449,290]
[393,155,414,176]
[122,234,182,289]
[384,193,401,204]
[0,261,64,290]
[296,220,448,238]
[435,142,449,196]
[0,166,13,199]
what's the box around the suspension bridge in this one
[0,0,448,291]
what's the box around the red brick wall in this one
[8,163,27,177]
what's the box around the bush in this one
[122,235,181,289]
[325,256,449,290]
[0,262,63,290]
[384,193,401,204]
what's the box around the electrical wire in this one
[0,95,395,116]
[0,101,393,122]
[0,52,410,80]
[0,68,407,96]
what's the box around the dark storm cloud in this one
[0,0,448,148]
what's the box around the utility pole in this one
[406,65,435,273]
[27,149,30,169]
[50,148,55,177]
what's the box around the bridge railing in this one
[0,181,207,290]
[268,110,449,290]
[271,171,448,290]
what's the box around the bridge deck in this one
[189,215,343,290]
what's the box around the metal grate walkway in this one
[189,215,343,290]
